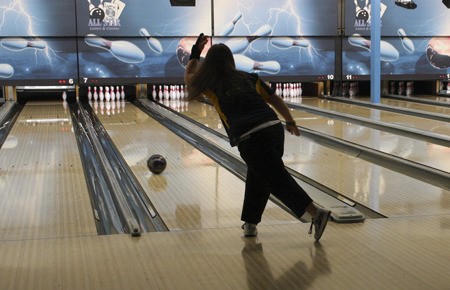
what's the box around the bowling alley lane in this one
[387,94,450,103]
[94,102,297,231]
[354,96,450,115]
[179,100,450,217]
[0,101,97,241]
[298,97,450,137]
[180,99,450,173]
[287,106,450,173]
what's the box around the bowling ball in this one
[426,37,450,69]
[147,154,167,174]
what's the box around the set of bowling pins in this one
[274,83,302,98]
[90,99,126,116]
[392,81,414,96]
[151,84,186,100]
[87,85,126,101]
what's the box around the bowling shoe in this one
[308,208,331,242]
[241,223,258,237]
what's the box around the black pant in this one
[237,123,313,224]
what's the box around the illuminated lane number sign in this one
[327,75,334,80]
[346,75,353,80]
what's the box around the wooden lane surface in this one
[0,102,97,241]
[181,100,450,218]
[300,97,450,137]
[94,102,297,231]
[283,101,450,173]
[0,215,449,289]
[367,96,450,115]
[388,94,450,104]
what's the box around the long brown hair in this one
[187,43,241,100]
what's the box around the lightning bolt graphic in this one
[237,0,322,61]
[0,0,63,66]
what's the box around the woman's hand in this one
[286,121,300,136]
[189,33,209,61]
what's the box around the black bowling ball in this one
[147,154,167,174]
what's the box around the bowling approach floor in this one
[0,97,449,289]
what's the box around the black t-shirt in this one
[204,73,279,146]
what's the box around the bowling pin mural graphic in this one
[1,38,46,51]
[348,34,399,62]
[139,28,163,54]
[270,37,310,50]
[220,12,243,36]
[397,28,414,53]
[234,54,280,74]
[85,34,145,63]
[224,24,272,54]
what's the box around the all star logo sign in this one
[88,0,126,31]
[353,0,386,31]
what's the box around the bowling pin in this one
[397,28,414,53]
[170,85,175,99]
[348,34,399,62]
[234,54,280,74]
[180,85,185,99]
[62,91,67,101]
[110,86,115,101]
[0,64,14,78]
[93,86,98,101]
[120,86,125,100]
[87,86,93,100]
[349,83,355,97]
[105,86,110,101]
[99,86,104,101]
[398,81,404,95]
[225,24,272,54]
[139,28,163,54]
[220,12,243,36]
[1,38,46,51]
[270,37,309,49]
[176,85,181,99]
[152,85,157,99]
[158,85,163,99]
[85,34,145,63]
